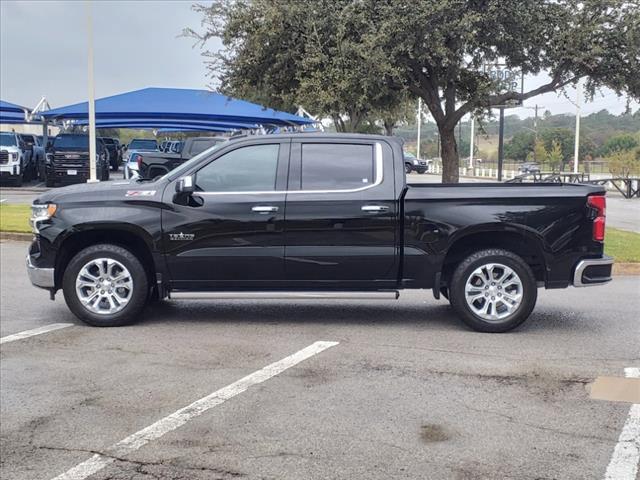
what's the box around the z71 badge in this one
[125,190,156,197]
[169,232,195,241]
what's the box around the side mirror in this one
[175,175,195,195]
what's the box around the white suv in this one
[0,131,27,186]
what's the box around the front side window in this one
[301,143,374,190]
[196,144,280,192]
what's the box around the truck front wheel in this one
[449,249,537,333]
[62,244,149,326]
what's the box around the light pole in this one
[468,115,475,169]
[416,98,422,159]
[573,81,582,174]
[86,0,98,183]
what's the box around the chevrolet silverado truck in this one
[44,134,110,187]
[26,133,612,332]
[137,136,227,179]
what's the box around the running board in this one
[169,291,400,300]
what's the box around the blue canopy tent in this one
[40,87,314,128]
[0,100,30,124]
[71,117,262,132]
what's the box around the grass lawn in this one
[0,204,31,233]
[604,227,640,263]
[1,203,638,262]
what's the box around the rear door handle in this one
[361,205,389,213]
[251,205,279,214]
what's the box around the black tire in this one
[14,164,23,187]
[111,162,119,172]
[405,163,412,174]
[62,244,149,327]
[449,249,537,333]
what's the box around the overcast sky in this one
[1,0,637,119]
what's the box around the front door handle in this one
[252,205,279,214]
[361,205,389,213]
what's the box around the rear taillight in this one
[587,195,606,241]
[135,154,143,170]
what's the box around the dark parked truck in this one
[45,134,110,187]
[26,133,612,332]
[137,136,227,179]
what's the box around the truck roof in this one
[229,132,402,143]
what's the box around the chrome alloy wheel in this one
[464,263,523,322]
[75,258,133,315]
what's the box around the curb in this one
[1,230,639,277]
[0,232,33,242]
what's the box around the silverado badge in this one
[169,232,195,241]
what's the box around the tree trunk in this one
[383,119,394,136]
[440,126,459,183]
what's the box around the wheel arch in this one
[441,224,547,286]
[54,225,157,290]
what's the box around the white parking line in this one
[51,340,339,480]
[604,367,640,480]
[0,323,73,344]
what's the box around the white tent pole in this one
[86,0,98,183]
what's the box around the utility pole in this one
[497,107,505,181]
[86,0,98,183]
[573,81,581,174]
[416,98,422,159]
[469,116,475,169]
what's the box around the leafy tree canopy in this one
[191,0,640,182]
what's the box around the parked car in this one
[98,137,122,171]
[518,162,541,174]
[137,136,227,179]
[123,138,159,179]
[18,134,46,180]
[0,131,33,186]
[44,134,109,187]
[403,151,429,174]
[26,133,612,333]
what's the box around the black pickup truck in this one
[137,136,227,179]
[44,134,110,187]
[26,133,612,332]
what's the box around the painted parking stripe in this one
[51,340,339,480]
[604,367,640,480]
[0,323,73,344]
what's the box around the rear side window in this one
[301,143,374,190]
[196,144,279,192]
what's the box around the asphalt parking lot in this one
[1,240,638,480]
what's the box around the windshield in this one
[0,133,17,146]
[54,135,89,149]
[159,139,229,182]
[129,139,158,150]
[404,152,416,159]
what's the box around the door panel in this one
[163,142,289,290]
[284,140,398,288]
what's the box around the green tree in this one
[505,131,535,161]
[533,140,548,167]
[607,148,640,177]
[193,0,640,182]
[599,133,639,157]
[547,140,564,172]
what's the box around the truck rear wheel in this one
[62,244,149,327]
[449,249,537,333]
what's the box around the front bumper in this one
[573,255,614,287]
[27,254,55,288]
[0,164,21,176]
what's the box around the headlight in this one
[413,159,419,165]
[30,203,57,234]
[10,152,18,161]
